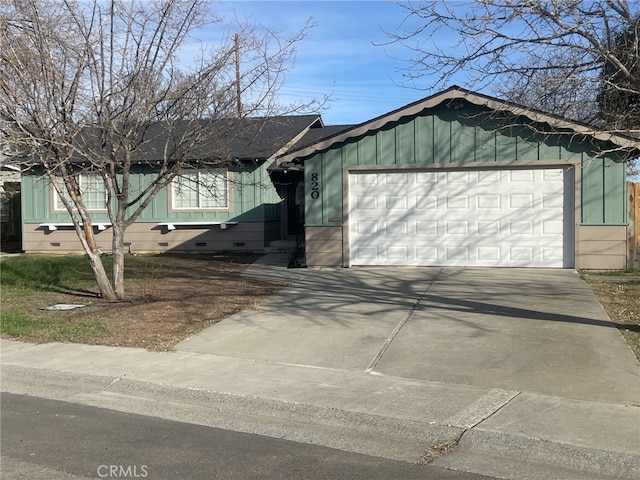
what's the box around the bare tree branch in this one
[385,0,640,173]
[0,0,321,300]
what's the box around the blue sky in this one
[216,0,430,125]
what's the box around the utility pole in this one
[234,33,242,117]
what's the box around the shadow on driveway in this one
[177,265,640,404]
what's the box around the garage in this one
[348,168,569,267]
[278,86,636,270]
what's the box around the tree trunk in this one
[111,224,126,300]
[82,222,118,301]
[86,249,117,301]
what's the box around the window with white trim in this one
[171,170,229,210]
[54,173,107,211]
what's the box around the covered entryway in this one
[348,168,571,267]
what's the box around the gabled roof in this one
[127,115,323,163]
[294,124,355,149]
[14,115,323,166]
[278,86,640,162]
[269,124,354,171]
[215,115,323,160]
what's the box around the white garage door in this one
[348,169,566,267]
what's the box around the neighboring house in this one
[277,86,640,270]
[20,115,323,253]
[1,154,21,250]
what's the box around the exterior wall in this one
[581,157,627,224]
[576,225,627,270]
[23,221,279,253]
[21,161,283,253]
[305,225,342,266]
[304,105,628,268]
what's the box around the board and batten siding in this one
[304,107,628,269]
[21,161,283,253]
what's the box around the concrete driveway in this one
[177,257,640,405]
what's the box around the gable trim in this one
[279,86,640,163]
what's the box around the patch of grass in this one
[0,254,107,293]
[1,308,109,342]
[583,267,640,276]
[1,252,282,350]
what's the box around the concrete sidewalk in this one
[2,340,638,480]
[2,254,639,480]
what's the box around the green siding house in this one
[21,115,323,254]
[277,86,639,270]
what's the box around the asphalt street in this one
[1,393,496,480]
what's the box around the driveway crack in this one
[365,269,442,374]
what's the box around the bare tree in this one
[387,0,640,171]
[0,0,319,300]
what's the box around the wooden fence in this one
[629,182,639,268]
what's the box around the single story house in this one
[277,86,640,270]
[17,86,640,269]
[19,115,324,253]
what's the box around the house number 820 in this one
[310,173,320,199]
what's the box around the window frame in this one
[52,173,108,212]
[170,169,231,212]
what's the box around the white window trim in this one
[53,173,108,212]
[170,169,231,211]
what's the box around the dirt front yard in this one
[1,253,284,351]
[588,280,640,361]
[2,253,639,361]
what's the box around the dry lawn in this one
[588,280,640,361]
[3,253,639,362]
[1,253,283,351]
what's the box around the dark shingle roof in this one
[220,115,322,160]
[70,115,322,164]
[291,124,355,151]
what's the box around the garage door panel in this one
[477,194,502,209]
[354,195,378,210]
[477,170,502,183]
[387,245,410,261]
[385,173,408,185]
[416,246,438,261]
[349,169,567,267]
[543,220,563,235]
[416,171,438,184]
[510,170,535,182]
[477,246,501,263]
[355,220,378,235]
[416,195,438,210]
[508,220,534,235]
[446,195,469,209]
[446,171,471,183]
[509,193,535,209]
[415,220,438,235]
[385,195,408,210]
[445,220,469,235]
[543,247,564,263]
[353,245,378,261]
[385,221,408,236]
[476,219,502,236]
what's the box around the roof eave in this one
[279,86,640,162]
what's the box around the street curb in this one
[3,364,638,479]
[1,365,462,464]
[433,427,640,480]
